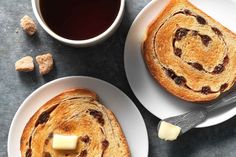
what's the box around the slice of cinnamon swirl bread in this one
[20,89,130,157]
[143,0,236,102]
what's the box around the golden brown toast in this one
[143,0,236,102]
[20,89,130,157]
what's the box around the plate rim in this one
[7,76,149,157]
[124,0,236,128]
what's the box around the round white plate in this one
[124,0,236,128]
[8,76,148,157]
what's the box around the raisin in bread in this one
[143,0,236,102]
[20,89,130,157]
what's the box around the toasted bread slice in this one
[143,0,236,102]
[20,89,130,157]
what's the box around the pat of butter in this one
[52,134,79,150]
[158,121,181,141]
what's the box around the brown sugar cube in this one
[20,15,37,35]
[15,56,34,72]
[36,53,54,75]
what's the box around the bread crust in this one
[20,88,130,157]
[143,0,236,102]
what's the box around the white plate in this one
[8,76,148,157]
[124,0,236,128]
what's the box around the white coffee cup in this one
[31,0,125,47]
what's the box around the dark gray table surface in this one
[1,0,236,157]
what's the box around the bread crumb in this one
[36,53,54,75]
[20,15,37,35]
[15,28,19,33]
[15,56,34,72]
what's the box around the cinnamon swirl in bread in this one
[20,89,130,157]
[143,0,236,102]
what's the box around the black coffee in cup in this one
[40,0,121,40]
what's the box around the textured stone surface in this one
[1,0,236,157]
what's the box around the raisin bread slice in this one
[20,89,130,157]
[143,0,236,102]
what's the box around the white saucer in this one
[124,0,236,128]
[8,76,149,157]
